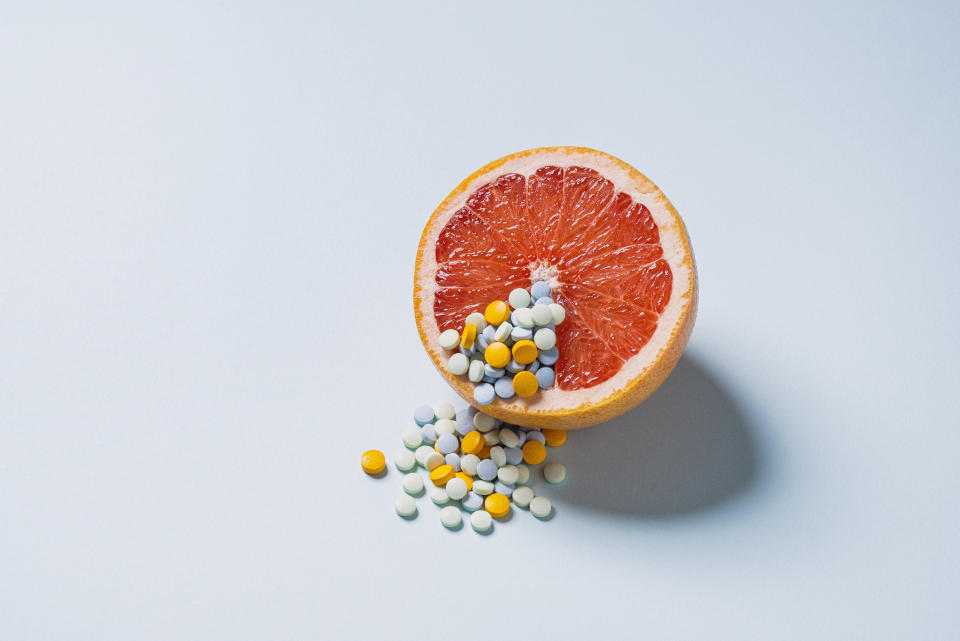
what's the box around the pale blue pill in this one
[506,359,525,374]
[495,481,515,497]
[510,310,521,325]
[482,325,497,341]
[421,423,437,443]
[461,491,484,511]
[535,296,554,305]
[531,281,551,300]
[484,364,505,378]
[477,335,490,351]
[536,367,556,388]
[459,345,474,357]
[494,377,515,399]
[477,459,499,481]
[504,446,524,465]
[482,375,498,384]
[516,431,527,446]
[445,452,461,471]
[414,405,435,426]
[525,430,545,444]
[455,410,474,435]
[511,326,533,341]
[528,360,541,374]
[538,347,559,365]
[474,383,495,405]
[467,406,479,417]
[436,433,459,454]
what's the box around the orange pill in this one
[360,450,386,475]
[484,300,511,326]
[512,370,539,398]
[455,471,474,491]
[461,430,484,455]
[429,464,455,486]
[460,323,477,349]
[522,440,546,465]
[543,428,567,447]
[484,493,511,519]
[511,340,538,365]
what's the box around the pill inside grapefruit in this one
[414,147,697,429]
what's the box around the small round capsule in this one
[438,329,460,350]
[508,288,531,309]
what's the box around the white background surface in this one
[1,2,958,639]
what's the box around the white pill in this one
[395,495,417,517]
[470,509,493,532]
[468,359,485,382]
[438,329,460,350]
[509,288,531,309]
[445,477,468,500]
[473,479,494,495]
[515,464,530,484]
[395,450,416,471]
[434,418,456,436]
[402,427,423,449]
[448,353,469,375]
[499,428,520,448]
[512,486,534,508]
[497,464,519,485]
[494,322,513,342]
[534,328,557,350]
[530,496,552,518]
[434,402,456,421]
[473,413,498,432]
[489,445,506,467]
[531,304,553,326]
[513,307,534,328]
[483,430,500,446]
[549,303,566,325]
[424,451,445,471]
[402,473,424,495]
[440,506,462,528]
[543,462,566,484]
[431,486,449,504]
[464,312,487,332]
[460,454,481,476]
[414,445,435,466]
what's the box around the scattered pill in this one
[504,446,524,465]
[444,452,461,471]
[511,340,538,365]
[494,322,512,342]
[445,476,468,500]
[434,403,456,421]
[361,450,386,475]
[522,440,547,465]
[462,491,484,511]
[461,324,477,350]
[530,496,552,519]
[461,430,484,455]
[499,428,519,448]
[544,462,566,484]
[440,506,462,528]
[497,464,519,484]
[484,493,511,519]
[483,363,505,379]
[548,303,566,325]
[395,495,417,517]
[429,464,455,486]
[448,352,469,375]
[436,433,459,454]
[489,445,507,467]
[535,367,556,389]
[477,459,499,481]
[431,486,450,504]
[531,304,553,326]
[531,281,551,300]
[537,347,559,366]
[454,471,474,491]
[534,328,556,350]
[402,473,424,495]
[543,428,567,447]
[414,405,435,426]
[484,300,511,326]
[395,450,416,471]
[483,430,500,446]
[401,428,422,449]
[494,481,514,497]
[515,464,531,484]
[484,342,511,368]
[474,413,497,431]
[424,451,445,471]
[468,359,485,382]
[420,423,437,443]
[434,418,456,436]
[524,430,545,445]
[513,307,534,328]
[439,329,460,351]
[512,370,539,398]
[473,479,494,495]
[512,486,534,508]
[509,288,531,309]
[494,377,515,399]
[474,383,495,405]
[414,445,435,466]
[470,509,493,532]
[460,453,480,476]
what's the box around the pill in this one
[510,326,533,342]
[483,430,500,446]
[434,419,456,436]
[459,346,475,360]
[395,495,417,517]
[494,322,512,342]
[528,360,541,374]
[414,405,435,426]
[429,464,455,486]
[462,491,484,511]
[522,440,547,465]
[511,340,538,365]
[394,450,416,471]
[494,377,515,399]
[504,446,524,465]
[531,304,553,326]
[506,359,525,374]
[401,428,422,449]
[473,413,498,432]
[484,300,511,326]
[470,509,493,532]
[445,476,468,500]
[494,481,514,497]
[448,352,469,375]
[530,496,552,519]
[474,383,495,405]
[489,445,507,467]
[424,451,445,471]
[473,479,494,495]
[499,428,520,448]
[544,462,566,484]
[524,430,545,445]
[433,402,455,421]
[512,370,539,398]
[460,453,481,476]
[465,311,487,332]
[402,472,424,495]
[534,296,554,305]
[440,506,462,528]
[444,452,461,471]
[482,324,497,342]
[538,346,559,365]
[548,303,566,325]
[360,450,386,475]
[535,367,556,389]
[484,493,511,519]
[461,431,484,455]
[543,428,567,447]
[438,329,460,350]
[482,375,498,384]
[509,288,531,309]
[460,322,477,349]
[512,486,534,508]
[497,464,519,484]
[468,359,485,382]
[420,423,437,443]
[515,430,527,446]
[414,445,435,466]
[515,464,530,484]
[436,433,459,454]
[431,486,450,504]
[513,307,534,328]
[484,342,511,368]
[455,409,474,435]
[454,471,474,491]
[477,334,490,351]
[483,363,505,378]
[477,459,499,481]
[531,281,551,299]
[533,328,556,350]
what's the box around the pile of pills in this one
[362,401,567,533]
[438,281,565,405]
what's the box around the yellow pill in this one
[461,430,484,455]
[429,464,455,486]
[521,440,546,465]
[460,323,477,349]
[543,428,567,447]
[484,342,511,368]
[478,444,491,459]
[484,300,511,326]
[512,370,539,398]
[360,449,386,475]
[484,493,511,519]
[511,340,538,365]
[455,471,474,491]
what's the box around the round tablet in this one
[522,441,547,465]
[473,480,494,496]
[542,428,567,447]
[413,405,435,426]
[535,367,556,389]
[440,506,462,528]
[510,326,533,342]
[499,428,520,448]
[420,423,437,443]
[512,486,534,508]
[470,509,493,533]
[497,464,519,485]
[402,473,424,495]
[494,377,515,399]
[506,358,525,374]
[543,462,566,484]
[473,413,497,432]
[438,329,460,351]
[494,481,514,497]
[433,402,456,421]
[484,493,511,519]
[524,430,546,445]
[468,359,485,382]
[476,458,499,481]
[401,427,422,449]
[430,486,449,504]
[424,451,445,471]
[455,409,474,435]
[460,454,480,476]
[473,383,495,405]
[530,496,552,519]
[448,352,469,375]
[531,304,553,326]
[548,303,566,325]
[489,446,507,467]
[508,288,531,309]
[461,491,484,511]
[531,281,551,300]
[513,307,534,328]
[360,450,386,475]
[434,418,456,436]
[537,347,559,366]
[465,312,487,332]
[445,476,468,501]
[515,464,531,484]
[483,363,505,379]
[483,430,500,446]
[436,433,459,454]
[534,328,556,350]
[444,452,461,471]
[494,322,512,342]
[504,446,524,465]
[527,360,541,374]
[395,495,417,517]
[394,450,416,471]
[414,445,435,466]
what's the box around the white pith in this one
[415,148,694,413]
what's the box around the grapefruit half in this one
[414,147,697,429]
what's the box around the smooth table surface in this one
[1,2,958,639]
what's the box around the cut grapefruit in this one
[414,147,697,429]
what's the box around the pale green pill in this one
[515,464,530,484]
[489,445,506,467]
[402,473,424,495]
[424,451,444,471]
[530,496,552,518]
[465,312,487,332]
[534,328,557,350]
[448,353,469,375]
[414,445,435,467]
[434,418,457,436]
[548,303,566,325]
[395,450,416,471]
[543,462,566,484]
[460,454,481,476]
[494,322,513,342]
[509,288,531,309]
[445,477,468,501]
[512,486,534,508]
[497,464,519,485]
[513,307,534,328]
[470,509,493,532]
[473,479,494,496]
[402,427,423,449]
[440,506,462,528]
[439,329,460,350]
[499,428,520,448]
[430,486,450,505]
[468,359,485,382]
[395,495,417,517]
[473,413,497,432]
[434,402,456,421]
[531,304,553,326]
